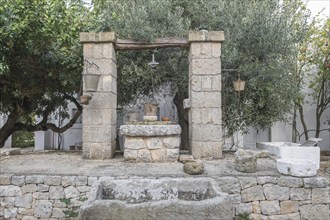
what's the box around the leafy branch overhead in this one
[0,0,92,147]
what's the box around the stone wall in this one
[188,31,225,159]
[80,32,117,159]
[1,174,328,219]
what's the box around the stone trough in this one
[257,142,320,177]
[79,178,232,220]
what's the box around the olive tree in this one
[0,0,92,147]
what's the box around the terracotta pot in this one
[144,103,158,116]
[84,74,100,92]
[80,94,92,105]
[162,117,170,121]
[233,80,246,91]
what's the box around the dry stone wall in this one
[1,174,328,219]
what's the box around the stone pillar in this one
[80,32,117,159]
[188,31,225,159]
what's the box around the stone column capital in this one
[80,32,116,43]
[188,31,225,43]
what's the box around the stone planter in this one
[234,149,258,173]
[80,94,92,105]
[233,80,246,91]
[84,74,100,92]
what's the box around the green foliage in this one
[95,0,311,135]
[236,213,250,220]
[63,208,79,218]
[12,131,34,148]
[60,198,72,205]
[0,0,92,145]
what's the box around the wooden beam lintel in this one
[115,37,189,50]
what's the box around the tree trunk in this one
[298,104,309,141]
[292,108,297,142]
[0,111,21,148]
[173,93,189,150]
[315,107,321,138]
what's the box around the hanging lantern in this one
[233,79,246,92]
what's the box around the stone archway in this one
[79,31,224,159]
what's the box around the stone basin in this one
[257,142,320,169]
[79,178,232,220]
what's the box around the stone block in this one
[312,188,330,204]
[1,196,15,206]
[163,136,180,149]
[52,208,65,219]
[49,186,64,199]
[227,194,242,204]
[263,184,289,201]
[77,186,91,193]
[241,185,265,202]
[276,159,317,177]
[146,138,162,149]
[124,137,146,150]
[190,75,202,91]
[211,74,222,91]
[191,108,202,124]
[217,177,241,194]
[211,43,221,58]
[83,142,115,159]
[201,108,212,124]
[137,149,152,162]
[33,192,49,200]
[166,149,179,162]
[290,188,311,200]
[303,177,327,188]
[191,91,221,108]
[252,201,261,214]
[92,44,103,59]
[102,42,116,59]
[280,200,299,214]
[83,107,115,126]
[188,31,225,42]
[236,203,253,215]
[75,176,88,186]
[83,124,113,143]
[238,177,257,190]
[88,177,98,186]
[257,176,277,185]
[64,186,80,199]
[211,108,222,125]
[100,75,117,93]
[248,213,264,220]
[33,200,53,218]
[11,176,25,186]
[150,149,166,161]
[201,76,212,91]
[62,176,75,188]
[83,44,93,59]
[267,213,300,220]
[87,92,117,109]
[4,207,17,218]
[26,176,45,184]
[120,125,181,136]
[300,204,329,220]
[80,32,116,43]
[123,149,138,160]
[277,177,303,188]
[191,124,222,141]
[0,175,12,185]
[37,184,49,192]
[15,193,32,208]
[260,200,280,215]
[80,32,96,42]
[22,184,37,194]
[190,58,221,75]
[44,176,61,186]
